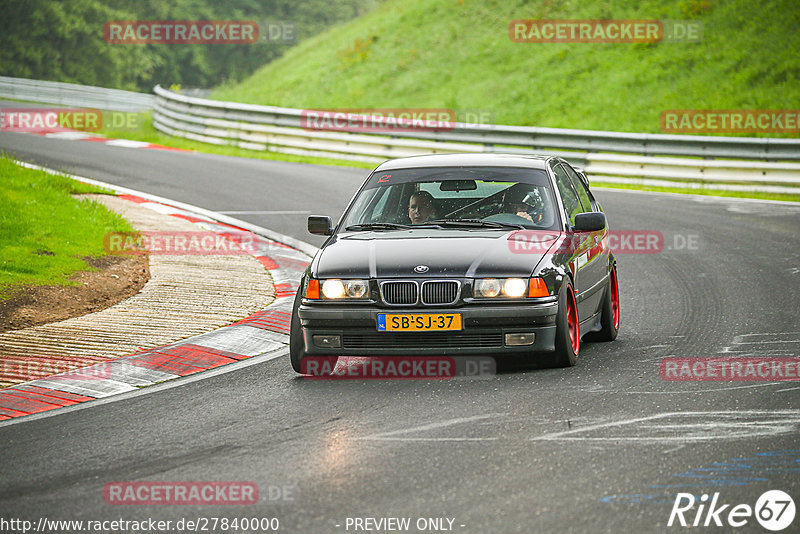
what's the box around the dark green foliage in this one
[0,0,379,91]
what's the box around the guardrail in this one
[3,75,796,193]
[152,85,800,194]
[0,76,153,111]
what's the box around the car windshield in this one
[341,166,559,231]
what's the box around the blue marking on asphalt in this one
[601,450,800,504]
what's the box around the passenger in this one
[408,191,436,224]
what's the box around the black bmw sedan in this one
[290,153,619,373]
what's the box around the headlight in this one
[321,279,345,299]
[474,278,501,298]
[503,278,527,297]
[320,279,370,299]
[474,277,548,298]
[345,280,369,298]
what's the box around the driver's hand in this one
[516,211,533,222]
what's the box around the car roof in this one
[374,153,552,171]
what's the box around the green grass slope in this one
[0,156,133,298]
[212,0,800,135]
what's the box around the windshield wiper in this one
[427,218,525,230]
[345,222,412,231]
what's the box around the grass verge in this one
[0,155,135,300]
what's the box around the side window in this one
[561,163,594,212]
[552,164,582,226]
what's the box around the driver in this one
[408,191,436,224]
[507,190,544,224]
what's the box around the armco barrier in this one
[2,76,798,192]
[151,85,800,193]
[0,76,153,111]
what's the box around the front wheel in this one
[547,281,579,368]
[289,288,339,375]
[289,289,306,373]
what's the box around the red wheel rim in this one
[567,287,579,354]
[610,266,619,329]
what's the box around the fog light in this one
[313,335,341,348]
[505,333,535,346]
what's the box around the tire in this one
[289,288,339,375]
[548,281,579,368]
[586,264,619,342]
[289,289,306,373]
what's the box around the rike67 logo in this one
[668,490,795,531]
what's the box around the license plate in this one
[377,313,462,332]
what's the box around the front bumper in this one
[297,301,559,356]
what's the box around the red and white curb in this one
[27,130,193,152]
[0,163,317,422]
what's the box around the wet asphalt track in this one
[1,128,799,533]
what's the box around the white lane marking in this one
[775,386,800,393]
[361,437,499,442]
[529,411,800,443]
[356,413,507,441]
[104,139,151,148]
[735,332,800,338]
[721,332,800,355]
[217,210,311,215]
[737,339,800,345]
[351,411,800,444]
[627,382,783,393]
[43,131,94,140]
[530,414,668,440]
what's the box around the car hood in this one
[314,229,561,279]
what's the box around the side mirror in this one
[573,212,606,232]
[308,215,333,236]
[573,167,589,185]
